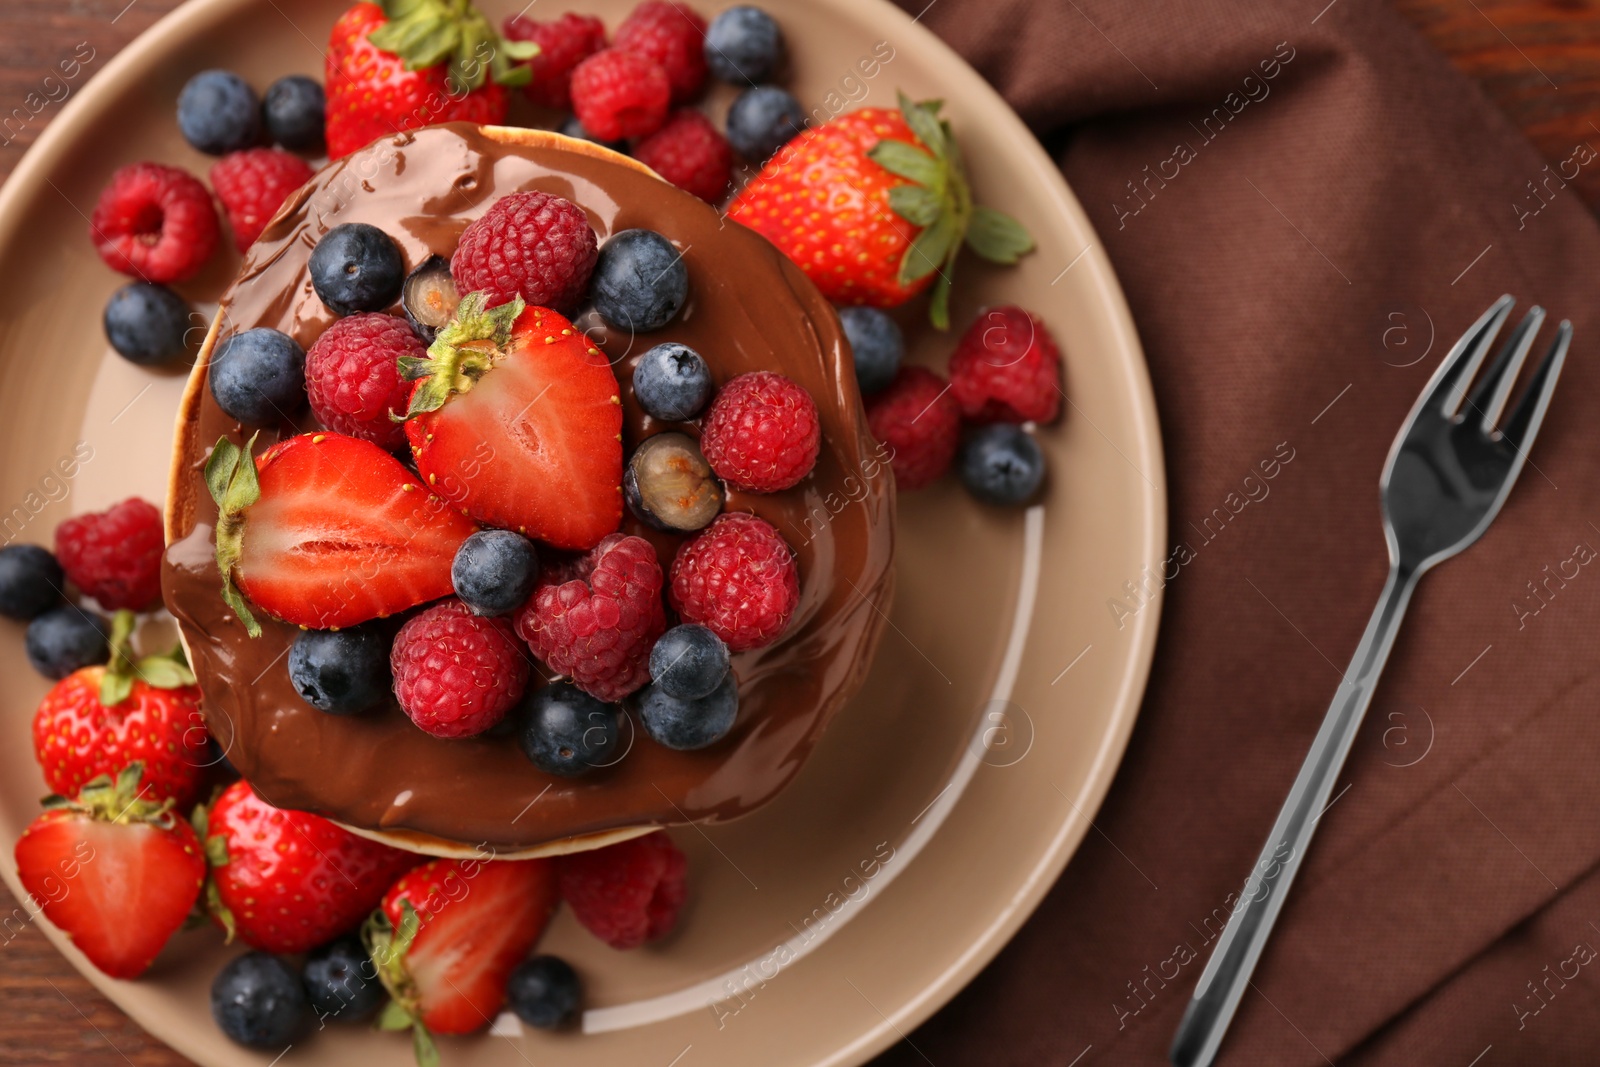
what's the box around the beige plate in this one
[0,0,1165,1063]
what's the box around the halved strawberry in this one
[13,764,206,979]
[366,855,558,1060]
[402,294,623,551]
[206,431,477,634]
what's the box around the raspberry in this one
[866,366,961,491]
[503,12,607,111]
[614,1,708,103]
[699,371,819,492]
[570,48,671,142]
[948,306,1063,424]
[54,498,164,611]
[516,534,666,702]
[305,313,423,449]
[669,512,797,651]
[209,148,315,253]
[450,190,598,314]
[557,830,687,949]
[633,109,733,203]
[391,599,530,738]
[90,162,219,284]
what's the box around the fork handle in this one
[1169,564,1418,1067]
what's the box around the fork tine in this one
[1498,320,1571,450]
[1429,294,1514,418]
[1466,305,1545,432]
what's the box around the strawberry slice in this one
[13,764,206,979]
[366,855,558,1058]
[402,294,623,551]
[206,432,477,633]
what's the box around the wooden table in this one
[1,0,1596,1063]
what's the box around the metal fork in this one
[1169,295,1572,1067]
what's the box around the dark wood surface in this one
[1,0,1596,1063]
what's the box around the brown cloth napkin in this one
[876,1,1600,1064]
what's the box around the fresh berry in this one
[54,497,163,611]
[14,765,206,979]
[90,162,220,284]
[507,956,581,1029]
[570,48,671,142]
[452,530,540,617]
[401,255,460,343]
[304,312,421,448]
[324,1,531,160]
[648,623,729,700]
[633,342,712,421]
[303,935,384,1022]
[705,6,784,83]
[210,148,315,252]
[866,366,960,490]
[948,305,1062,423]
[515,533,666,702]
[403,298,623,550]
[309,222,405,315]
[287,624,391,715]
[557,831,686,949]
[503,12,607,110]
[699,371,819,492]
[639,672,737,750]
[25,605,108,680]
[633,108,732,203]
[103,282,194,366]
[516,681,623,777]
[261,74,326,152]
[669,512,797,651]
[203,778,419,954]
[450,190,598,313]
[391,598,530,738]
[960,424,1046,506]
[591,228,687,332]
[624,431,722,532]
[206,433,476,634]
[177,70,260,156]
[209,327,307,425]
[614,1,708,103]
[0,544,63,620]
[560,114,629,152]
[367,856,558,1042]
[212,952,311,1048]
[33,609,206,807]
[730,96,1033,326]
[838,306,902,395]
[724,84,804,161]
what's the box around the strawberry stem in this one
[364,902,439,1067]
[41,762,178,827]
[97,610,196,706]
[370,0,539,94]
[399,291,526,418]
[205,433,263,638]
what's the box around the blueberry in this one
[451,530,539,617]
[705,7,784,84]
[518,682,622,777]
[648,624,729,700]
[959,424,1045,506]
[178,70,260,156]
[401,255,460,343]
[507,955,581,1029]
[0,545,63,620]
[210,952,309,1049]
[560,115,628,154]
[837,306,902,396]
[309,223,405,316]
[624,432,723,532]
[261,75,325,153]
[591,229,688,333]
[302,936,383,1022]
[103,282,194,366]
[25,605,108,680]
[288,625,391,715]
[638,673,738,750]
[210,328,306,425]
[725,85,805,162]
[633,343,712,422]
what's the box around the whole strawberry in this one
[557,830,686,949]
[729,93,1033,328]
[55,497,164,611]
[948,305,1063,424]
[210,148,315,252]
[202,778,419,954]
[324,0,537,160]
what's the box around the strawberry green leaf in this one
[897,91,948,159]
[205,434,262,638]
[204,834,230,869]
[377,1000,413,1032]
[97,609,139,707]
[965,206,1035,264]
[868,140,942,187]
[132,653,196,691]
[411,1025,441,1067]
[887,185,942,227]
[401,292,526,417]
[372,0,532,91]
[899,212,957,285]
